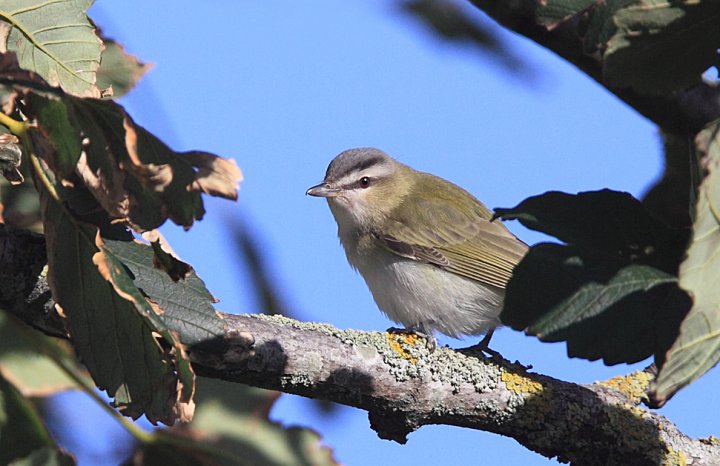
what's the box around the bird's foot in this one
[471,329,498,358]
[466,330,531,370]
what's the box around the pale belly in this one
[352,252,504,338]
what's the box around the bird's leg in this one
[469,330,533,370]
[410,322,438,351]
[473,329,500,359]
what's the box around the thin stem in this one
[28,149,62,203]
[52,350,155,444]
[0,112,28,136]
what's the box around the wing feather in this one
[378,173,527,288]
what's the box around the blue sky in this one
[51,1,720,464]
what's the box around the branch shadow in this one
[501,367,669,464]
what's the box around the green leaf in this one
[604,1,720,94]
[494,189,681,273]
[28,95,81,178]
[0,0,103,97]
[0,310,81,397]
[0,373,74,465]
[503,244,689,365]
[93,234,196,411]
[96,38,152,98]
[651,121,720,406]
[102,237,225,345]
[641,132,695,230]
[536,0,597,28]
[582,0,635,54]
[128,378,339,466]
[40,194,192,424]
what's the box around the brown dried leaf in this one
[143,230,193,281]
[123,118,174,191]
[0,133,23,185]
[185,151,243,200]
[75,150,129,219]
[96,38,153,98]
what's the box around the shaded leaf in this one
[494,189,682,273]
[536,0,597,29]
[0,372,74,465]
[40,191,191,424]
[641,132,695,230]
[0,0,103,97]
[93,232,196,419]
[96,38,152,98]
[503,244,689,365]
[651,120,720,406]
[497,190,691,365]
[127,378,339,466]
[536,0,634,55]
[27,95,81,178]
[0,310,81,397]
[604,1,720,94]
[102,236,225,345]
[581,0,634,54]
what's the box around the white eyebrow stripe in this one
[335,165,394,187]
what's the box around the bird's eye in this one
[359,177,371,188]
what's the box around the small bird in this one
[307,148,527,349]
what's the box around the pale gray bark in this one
[2,226,719,465]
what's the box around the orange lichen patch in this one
[599,370,652,405]
[385,332,419,364]
[501,371,543,395]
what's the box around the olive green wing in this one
[379,181,527,289]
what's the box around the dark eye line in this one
[339,176,375,190]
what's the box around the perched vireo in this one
[307,148,527,348]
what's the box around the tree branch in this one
[2,226,719,464]
[464,0,720,134]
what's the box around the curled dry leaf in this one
[123,117,174,191]
[26,95,240,232]
[0,133,23,184]
[96,38,153,98]
[184,151,243,200]
[75,150,130,219]
[142,230,193,281]
[172,340,196,423]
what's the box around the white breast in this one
[341,229,503,338]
